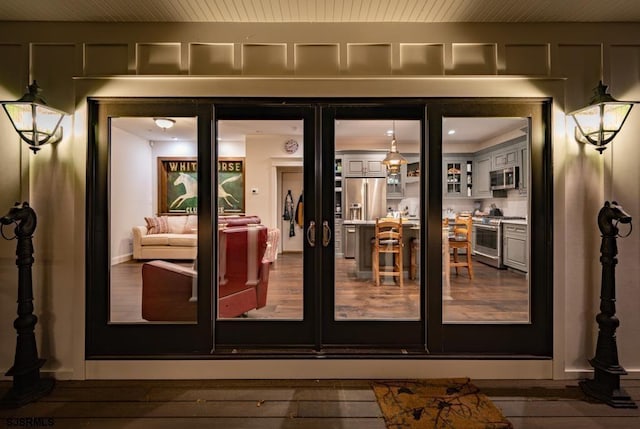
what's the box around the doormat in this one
[372,378,513,429]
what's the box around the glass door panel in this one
[109,117,199,324]
[212,104,317,348]
[87,99,213,356]
[334,119,422,321]
[215,120,304,321]
[321,105,425,348]
[441,117,530,324]
[427,101,552,356]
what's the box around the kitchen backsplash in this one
[444,191,527,217]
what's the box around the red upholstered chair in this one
[218,224,270,318]
[141,223,271,321]
[218,215,261,227]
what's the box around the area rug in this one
[372,378,513,429]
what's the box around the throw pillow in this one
[145,216,169,234]
[183,214,198,233]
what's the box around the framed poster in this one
[158,157,198,214]
[218,158,245,214]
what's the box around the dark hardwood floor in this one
[110,252,528,323]
[1,379,638,428]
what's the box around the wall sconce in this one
[1,81,67,153]
[153,117,175,130]
[569,81,636,154]
[382,121,407,176]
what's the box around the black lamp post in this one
[579,201,635,408]
[569,83,637,408]
[0,82,66,408]
[0,202,55,408]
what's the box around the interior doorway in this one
[279,168,304,253]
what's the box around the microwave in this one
[490,167,519,190]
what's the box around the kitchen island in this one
[343,219,420,280]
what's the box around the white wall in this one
[110,127,152,264]
[245,134,303,229]
[0,21,639,381]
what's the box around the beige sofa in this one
[132,215,197,260]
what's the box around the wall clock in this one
[284,139,299,154]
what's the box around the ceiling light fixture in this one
[569,81,636,154]
[153,117,175,130]
[382,121,407,176]
[448,129,456,135]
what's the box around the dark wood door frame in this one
[86,97,553,358]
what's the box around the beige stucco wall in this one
[0,22,639,380]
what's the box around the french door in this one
[86,99,214,355]
[213,102,426,350]
[86,97,552,357]
[319,104,425,348]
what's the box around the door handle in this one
[322,220,332,247]
[307,221,316,247]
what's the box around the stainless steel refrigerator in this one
[344,177,387,221]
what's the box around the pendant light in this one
[382,121,407,176]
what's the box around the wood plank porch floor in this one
[1,379,639,428]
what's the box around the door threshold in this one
[212,346,428,358]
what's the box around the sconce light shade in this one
[569,81,635,154]
[1,81,67,153]
[153,117,175,130]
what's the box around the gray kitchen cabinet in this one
[386,167,404,198]
[492,146,519,170]
[344,223,356,258]
[473,154,491,198]
[502,222,528,273]
[387,155,419,200]
[343,153,386,177]
[334,219,343,257]
[518,143,528,196]
[443,156,473,198]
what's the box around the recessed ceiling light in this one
[386,129,394,136]
[448,129,456,135]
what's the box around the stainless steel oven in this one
[472,222,502,268]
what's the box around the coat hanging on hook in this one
[283,190,293,221]
[295,191,304,229]
[283,190,295,237]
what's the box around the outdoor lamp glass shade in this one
[569,81,635,153]
[382,136,407,175]
[1,81,66,153]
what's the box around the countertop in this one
[342,218,420,226]
[501,219,528,225]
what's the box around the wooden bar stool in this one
[449,215,474,279]
[372,217,403,286]
[409,237,419,280]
